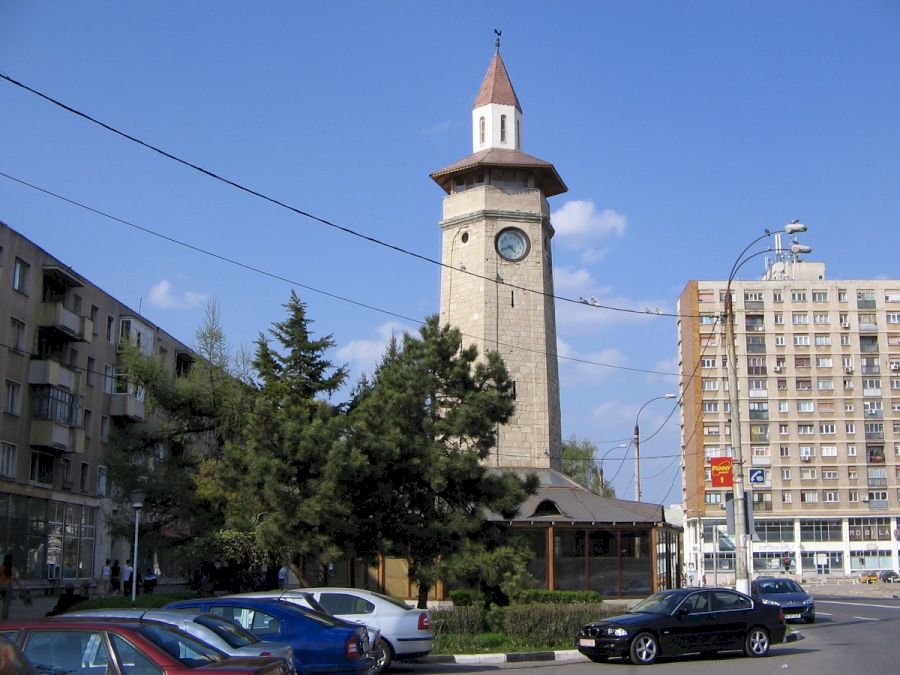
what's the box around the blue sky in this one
[2,1,898,505]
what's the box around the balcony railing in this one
[865,432,885,441]
[857,299,876,309]
[27,360,77,390]
[30,421,85,453]
[861,366,881,375]
[37,302,93,343]
[109,392,145,421]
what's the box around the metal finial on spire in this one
[494,29,502,51]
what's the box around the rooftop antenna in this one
[494,28,502,51]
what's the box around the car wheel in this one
[804,614,815,624]
[744,627,770,657]
[587,654,609,663]
[629,632,659,665]
[372,638,392,673]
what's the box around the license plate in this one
[579,638,596,647]
[785,613,801,619]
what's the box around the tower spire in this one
[494,28,501,52]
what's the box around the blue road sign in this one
[749,468,765,484]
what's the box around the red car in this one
[0,619,291,674]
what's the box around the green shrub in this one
[430,605,483,638]
[483,605,507,633]
[518,589,601,605]
[71,592,197,612]
[448,588,486,607]
[502,603,607,645]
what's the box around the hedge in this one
[517,589,601,604]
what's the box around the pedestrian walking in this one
[100,559,112,596]
[278,564,288,590]
[0,554,23,620]
[110,560,121,593]
[122,559,133,596]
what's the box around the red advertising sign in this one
[710,457,734,487]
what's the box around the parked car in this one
[0,619,289,674]
[64,608,296,671]
[230,590,385,672]
[879,570,900,583]
[302,588,433,671]
[751,577,815,623]
[166,597,372,674]
[860,570,880,584]
[576,587,786,665]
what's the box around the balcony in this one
[859,322,878,333]
[110,392,145,421]
[865,432,885,441]
[864,410,884,419]
[38,302,93,343]
[867,478,887,487]
[744,301,765,311]
[857,299,876,309]
[867,499,888,510]
[27,360,77,390]
[30,420,85,453]
[861,366,881,375]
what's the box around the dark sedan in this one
[751,577,815,623]
[576,587,786,665]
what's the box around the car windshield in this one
[629,591,685,615]
[370,591,415,611]
[758,580,803,594]
[195,615,259,648]
[282,603,342,627]
[139,624,226,667]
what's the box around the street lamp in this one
[598,443,629,496]
[130,486,146,605]
[723,221,810,595]
[634,395,677,501]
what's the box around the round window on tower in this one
[461,231,469,244]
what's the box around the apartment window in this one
[773,290,783,303]
[100,416,110,441]
[846,422,856,434]
[29,451,54,484]
[840,333,851,346]
[705,492,723,504]
[798,401,814,412]
[781,467,791,480]
[849,490,859,502]
[12,258,29,293]
[780,446,790,457]
[792,312,809,325]
[702,378,719,391]
[0,443,15,477]
[845,402,855,412]
[839,313,850,326]
[778,401,789,413]
[79,462,89,491]
[779,424,789,435]
[823,491,839,503]
[700,357,716,368]
[813,312,830,325]
[816,356,833,368]
[848,445,857,456]
[849,468,858,480]
[83,409,93,438]
[795,356,811,368]
[823,469,838,480]
[838,290,847,302]
[97,465,107,496]
[800,445,814,458]
[106,315,115,342]
[86,357,95,386]
[702,401,719,413]
[791,291,807,302]
[90,305,99,336]
[815,334,832,346]
[818,378,834,391]
[103,364,115,394]
[812,291,828,302]
[9,317,26,352]
[887,313,900,324]
[821,445,837,457]
[774,313,784,325]
[800,468,817,480]
[801,491,818,503]
[4,380,20,415]
[796,378,812,390]
[820,422,836,434]
[794,335,810,346]
[500,114,507,142]
[782,492,793,504]
[775,335,786,346]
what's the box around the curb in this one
[785,631,804,642]
[425,649,588,665]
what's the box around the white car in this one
[63,608,295,672]
[229,590,385,671]
[302,588,433,670]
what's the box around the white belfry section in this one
[471,51,523,153]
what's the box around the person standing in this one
[278,564,287,590]
[110,560,121,594]
[100,559,112,596]
[0,554,21,620]
[122,559,133,596]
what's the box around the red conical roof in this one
[473,51,522,112]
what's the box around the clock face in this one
[496,228,529,261]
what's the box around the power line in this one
[0,169,679,379]
[0,73,705,321]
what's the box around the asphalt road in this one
[393,593,900,674]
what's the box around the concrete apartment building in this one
[678,249,900,581]
[0,221,193,585]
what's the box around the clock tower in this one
[430,44,566,470]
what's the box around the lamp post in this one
[130,486,146,605]
[598,443,629,496]
[634,395,677,502]
[723,221,809,594]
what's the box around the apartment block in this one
[0,221,193,585]
[678,256,900,580]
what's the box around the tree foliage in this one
[560,436,615,498]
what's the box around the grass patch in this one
[434,632,573,655]
[71,592,198,611]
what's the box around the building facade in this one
[678,255,900,580]
[0,221,193,585]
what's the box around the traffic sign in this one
[748,468,765,484]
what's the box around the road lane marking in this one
[853,616,878,621]
[817,600,900,610]
[816,612,832,616]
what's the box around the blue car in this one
[166,597,372,674]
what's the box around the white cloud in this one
[147,279,208,310]
[422,120,457,134]
[552,200,626,242]
[337,322,410,378]
[558,340,630,385]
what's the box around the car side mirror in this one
[675,606,690,618]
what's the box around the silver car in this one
[64,608,296,671]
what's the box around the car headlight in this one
[803,598,814,605]
[606,626,628,637]
[761,598,780,606]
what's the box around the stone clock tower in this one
[430,45,566,470]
